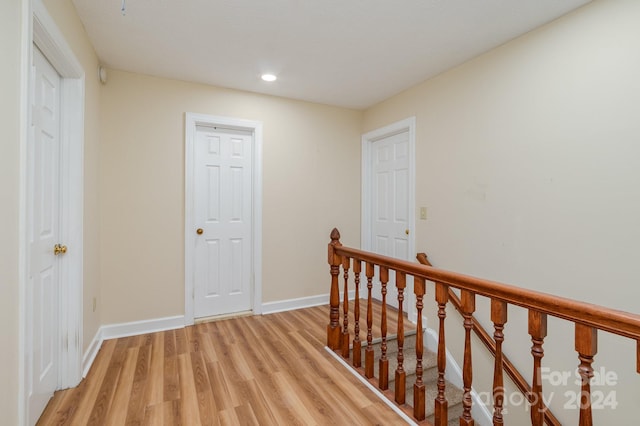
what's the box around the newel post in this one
[327,228,342,349]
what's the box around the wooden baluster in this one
[460,290,475,426]
[413,277,426,421]
[395,272,406,404]
[352,260,362,368]
[434,282,449,426]
[528,310,548,426]
[379,266,389,390]
[341,256,351,358]
[327,228,342,349]
[575,324,597,426]
[365,262,375,378]
[491,300,508,426]
[637,340,640,374]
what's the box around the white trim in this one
[424,328,493,426]
[57,60,85,392]
[262,295,329,315]
[32,2,83,78]
[100,315,186,340]
[82,329,103,377]
[20,1,85,423]
[18,2,33,425]
[261,290,356,315]
[184,113,263,325]
[325,348,418,425]
[81,315,186,377]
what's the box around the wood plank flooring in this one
[38,301,413,425]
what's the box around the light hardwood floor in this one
[38,302,413,425]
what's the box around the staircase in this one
[327,228,640,425]
[362,330,465,425]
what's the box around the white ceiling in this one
[71,0,591,109]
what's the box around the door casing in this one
[184,113,263,325]
[361,117,417,320]
[20,2,85,424]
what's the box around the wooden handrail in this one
[328,228,640,424]
[417,253,561,426]
[333,244,640,340]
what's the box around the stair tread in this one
[382,347,437,376]
[367,346,437,379]
[388,375,465,418]
[348,333,469,424]
[362,331,419,352]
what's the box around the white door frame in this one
[184,113,263,325]
[20,1,85,423]
[361,117,417,319]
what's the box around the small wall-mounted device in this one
[98,66,107,84]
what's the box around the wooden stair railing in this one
[417,253,561,426]
[327,228,640,425]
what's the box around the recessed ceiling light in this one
[261,74,277,82]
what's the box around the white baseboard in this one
[82,290,361,376]
[82,315,185,377]
[424,328,493,426]
[82,291,365,378]
[83,290,362,375]
[100,315,185,340]
[261,290,356,315]
[82,329,103,377]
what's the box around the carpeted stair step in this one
[385,348,437,381]
[364,332,468,424]
[360,330,419,358]
[389,374,465,421]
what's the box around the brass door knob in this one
[405,229,410,235]
[54,244,68,255]
[196,228,204,235]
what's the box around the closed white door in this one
[193,126,253,318]
[371,130,411,261]
[28,46,62,424]
[365,128,413,311]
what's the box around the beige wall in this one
[42,0,102,351]
[99,70,362,324]
[0,1,24,423]
[364,0,640,423]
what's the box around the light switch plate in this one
[420,207,427,220]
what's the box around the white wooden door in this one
[371,130,411,261]
[365,126,414,311]
[28,46,62,425]
[193,126,253,318]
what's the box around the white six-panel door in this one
[372,130,411,261]
[193,126,253,318]
[28,46,61,425]
[363,118,416,316]
[370,131,411,309]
